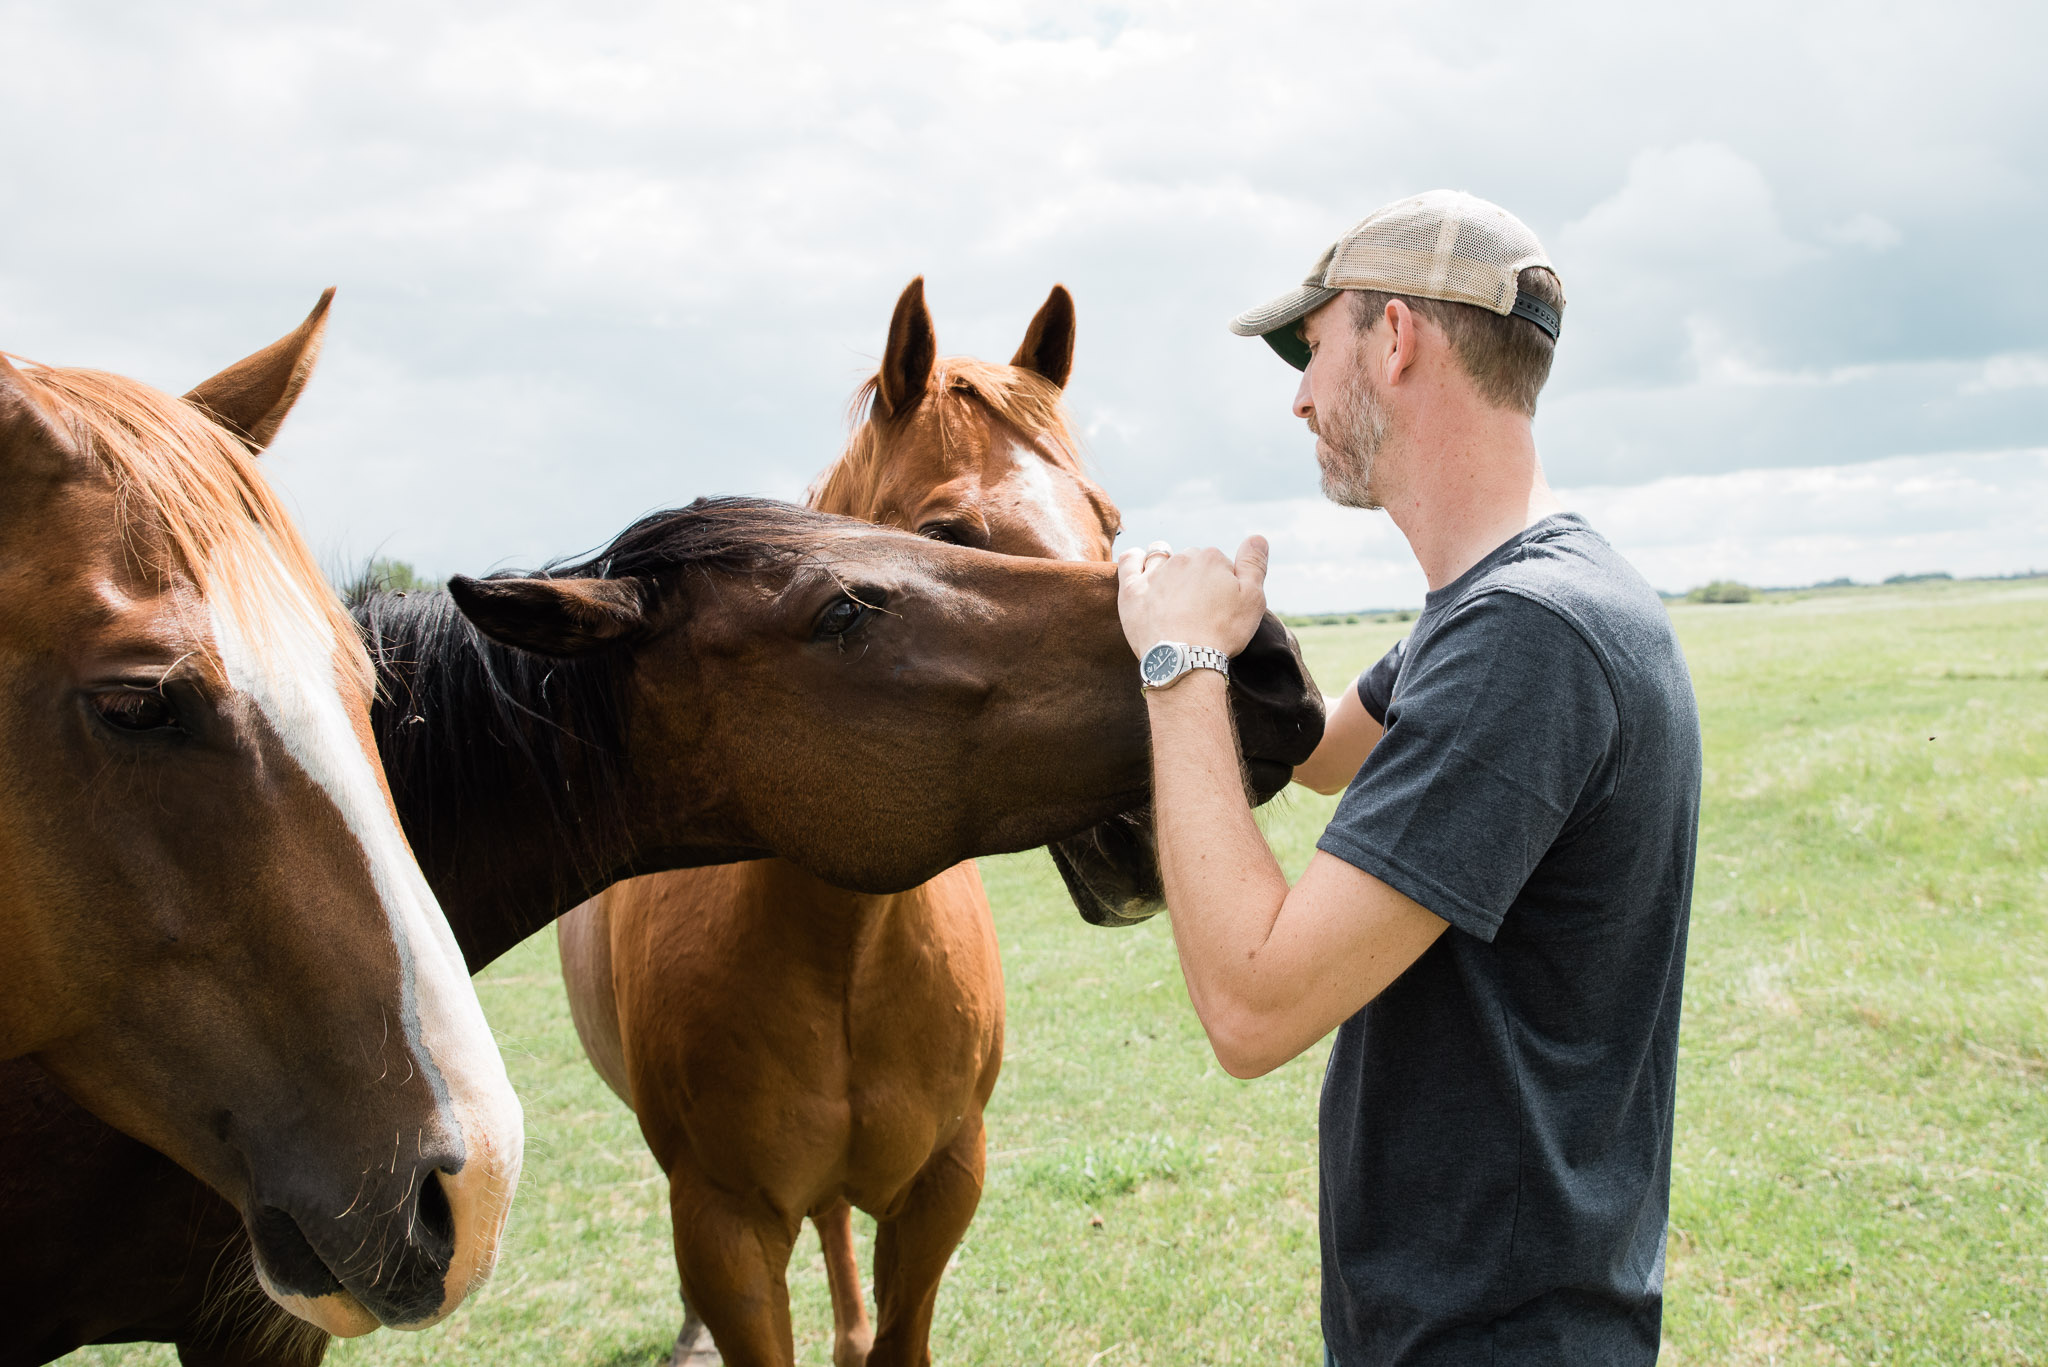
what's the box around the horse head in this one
[809,276,1323,926]
[0,297,521,1337]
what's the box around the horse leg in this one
[813,1197,875,1367]
[667,1172,801,1367]
[866,1118,987,1367]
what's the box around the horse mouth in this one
[248,1207,381,1335]
[1049,809,1162,927]
[1050,753,1299,928]
[1246,758,1292,803]
[246,1173,460,1334]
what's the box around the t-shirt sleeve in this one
[1354,637,1406,725]
[1318,590,1619,942]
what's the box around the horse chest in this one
[644,871,1001,1209]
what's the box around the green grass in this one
[67,582,2047,1365]
[1656,581,2048,1365]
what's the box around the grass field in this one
[70,578,2047,1365]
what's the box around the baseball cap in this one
[1230,190,1563,370]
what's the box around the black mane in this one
[350,495,858,968]
[536,494,854,585]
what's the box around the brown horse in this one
[0,499,1325,1362]
[558,278,1121,1367]
[0,297,522,1339]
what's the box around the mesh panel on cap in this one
[1322,191,1552,317]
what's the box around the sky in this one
[2,0,2042,610]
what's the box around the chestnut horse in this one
[0,297,522,1340]
[558,278,1117,1367]
[0,493,1325,1364]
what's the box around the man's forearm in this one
[1115,535,1446,1076]
[1145,672,1294,1060]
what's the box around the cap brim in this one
[1228,284,1339,372]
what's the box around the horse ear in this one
[1011,284,1075,389]
[448,575,647,658]
[0,353,80,479]
[876,276,936,419]
[183,288,334,454]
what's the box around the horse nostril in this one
[414,1169,457,1264]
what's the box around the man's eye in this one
[92,690,180,733]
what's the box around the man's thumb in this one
[1236,534,1270,588]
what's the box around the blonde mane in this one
[12,363,370,692]
[808,356,1086,517]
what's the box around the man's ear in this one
[876,276,936,419]
[1382,297,1421,386]
[448,575,647,658]
[183,288,334,453]
[0,353,81,483]
[1011,284,1075,389]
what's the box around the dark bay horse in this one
[0,297,523,1340]
[557,278,1125,1367]
[1,496,1324,1363]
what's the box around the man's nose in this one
[1292,370,1314,420]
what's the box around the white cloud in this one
[2,0,2044,586]
[1563,142,1815,280]
[1964,353,2048,394]
[1563,449,2048,593]
[1821,213,1904,251]
[1138,449,2048,613]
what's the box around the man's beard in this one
[1310,365,1390,510]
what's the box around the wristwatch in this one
[1139,641,1231,690]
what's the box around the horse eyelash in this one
[149,651,199,690]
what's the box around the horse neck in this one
[354,589,635,971]
[757,858,957,954]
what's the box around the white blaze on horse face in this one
[1001,440,1094,562]
[204,539,523,1330]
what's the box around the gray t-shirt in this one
[1317,514,1701,1366]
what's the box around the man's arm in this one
[1118,539,1447,1079]
[1291,683,1384,795]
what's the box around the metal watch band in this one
[1180,645,1231,681]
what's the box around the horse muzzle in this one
[243,1097,521,1335]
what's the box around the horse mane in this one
[809,356,1085,517]
[537,493,855,586]
[351,497,853,951]
[7,362,369,692]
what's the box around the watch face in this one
[1141,643,1181,685]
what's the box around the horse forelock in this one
[9,362,371,697]
[810,357,1086,518]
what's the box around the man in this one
[1115,191,1701,1364]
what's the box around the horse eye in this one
[813,595,875,640]
[918,522,967,545]
[92,689,180,734]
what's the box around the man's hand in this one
[1115,535,1271,660]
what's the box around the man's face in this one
[1294,296,1389,511]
